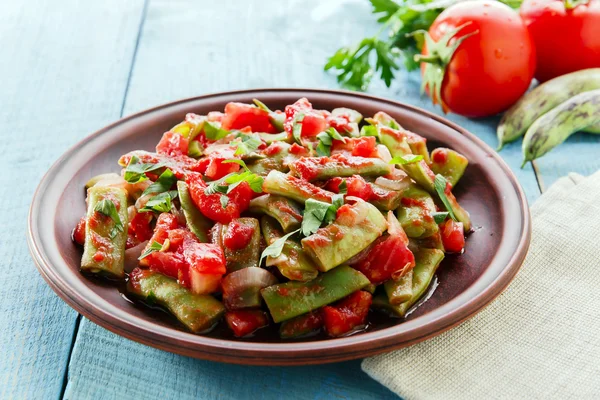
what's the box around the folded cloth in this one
[362,171,600,400]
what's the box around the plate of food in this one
[27,89,530,365]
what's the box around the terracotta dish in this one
[27,89,531,365]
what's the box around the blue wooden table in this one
[3,1,599,399]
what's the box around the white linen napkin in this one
[362,171,600,399]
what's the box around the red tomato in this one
[353,212,415,284]
[225,310,269,337]
[441,219,465,253]
[72,216,86,245]
[223,220,255,250]
[156,131,189,156]
[279,311,324,338]
[284,98,329,137]
[323,291,372,337]
[520,0,600,82]
[195,148,240,180]
[128,211,153,243]
[186,172,253,224]
[346,175,374,201]
[145,251,188,281]
[352,136,378,158]
[421,1,535,117]
[221,102,276,133]
[183,238,226,275]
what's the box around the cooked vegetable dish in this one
[72,98,470,339]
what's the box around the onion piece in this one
[124,240,148,273]
[376,144,392,163]
[375,176,412,192]
[222,267,278,310]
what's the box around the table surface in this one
[3,1,599,399]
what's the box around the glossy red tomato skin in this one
[225,310,269,337]
[353,234,415,284]
[323,291,372,337]
[195,148,240,180]
[186,172,253,224]
[72,217,86,245]
[441,219,465,253]
[520,0,600,82]
[156,131,189,156]
[423,1,536,117]
[223,219,254,250]
[284,98,329,137]
[221,102,276,133]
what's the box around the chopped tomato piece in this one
[156,131,189,157]
[327,115,353,134]
[128,211,153,243]
[225,309,269,337]
[221,102,276,133]
[223,219,255,250]
[284,98,329,138]
[183,238,226,275]
[72,216,86,245]
[145,251,187,282]
[289,143,310,156]
[353,212,414,284]
[351,136,378,158]
[323,291,372,337]
[195,147,240,180]
[441,219,465,253]
[346,175,374,201]
[186,172,253,224]
[325,175,373,201]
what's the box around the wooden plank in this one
[63,0,541,399]
[0,1,146,398]
[64,320,397,399]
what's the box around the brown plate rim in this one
[27,88,531,365]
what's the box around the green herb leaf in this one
[221,158,250,171]
[292,113,305,144]
[224,170,264,193]
[338,179,348,195]
[432,211,449,224]
[316,140,330,157]
[326,127,346,141]
[252,98,272,112]
[301,194,344,237]
[94,199,124,239]
[142,168,176,197]
[123,155,164,183]
[389,154,423,165]
[360,125,379,139]
[203,121,230,140]
[139,191,178,214]
[233,134,262,156]
[138,241,165,260]
[433,174,457,221]
[188,140,202,158]
[260,229,300,265]
[369,0,401,23]
[204,182,229,195]
[220,195,229,209]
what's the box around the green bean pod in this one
[498,68,600,149]
[522,90,600,165]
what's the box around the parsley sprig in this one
[324,0,520,91]
[316,128,346,157]
[203,159,264,209]
[259,194,346,263]
[123,155,164,183]
[94,199,124,239]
